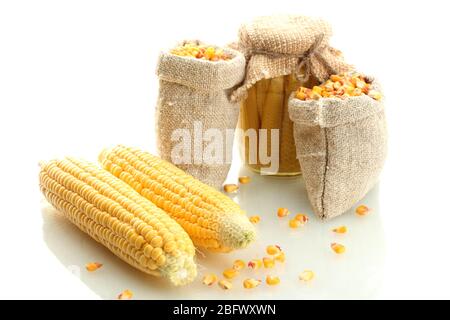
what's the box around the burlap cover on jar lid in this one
[231,15,353,102]
[156,41,245,189]
[288,77,387,220]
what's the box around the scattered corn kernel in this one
[218,279,233,290]
[277,207,290,218]
[117,289,133,300]
[171,43,231,61]
[262,257,275,268]
[331,243,346,254]
[266,275,280,286]
[332,226,347,234]
[85,262,103,272]
[289,219,301,228]
[248,259,263,270]
[223,268,239,279]
[238,176,251,184]
[223,184,239,193]
[266,245,281,255]
[294,214,309,225]
[202,273,218,286]
[274,252,286,263]
[295,72,379,101]
[243,278,261,289]
[233,259,246,271]
[356,205,370,216]
[249,215,261,224]
[299,270,315,282]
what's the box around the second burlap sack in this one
[288,77,387,220]
[156,41,245,189]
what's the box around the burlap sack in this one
[288,78,387,220]
[156,41,245,189]
[231,15,353,102]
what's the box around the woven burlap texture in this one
[288,79,387,220]
[156,42,245,189]
[231,15,352,102]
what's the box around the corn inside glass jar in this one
[239,72,319,175]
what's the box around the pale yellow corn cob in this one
[98,145,256,252]
[39,157,197,286]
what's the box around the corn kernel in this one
[311,92,321,100]
[277,207,290,218]
[233,259,246,271]
[332,226,347,234]
[85,262,103,272]
[312,86,322,94]
[355,205,370,216]
[117,289,133,300]
[330,75,342,82]
[274,252,285,263]
[243,278,261,289]
[331,243,346,254]
[299,270,314,282]
[249,215,261,224]
[223,268,239,279]
[248,259,262,270]
[238,176,251,184]
[218,279,233,290]
[294,214,309,225]
[266,275,280,286]
[296,91,307,101]
[202,273,218,286]
[263,257,275,268]
[266,245,281,255]
[289,219,301,228]
[368,90,382,100]
[356,79,366,89]
[223,184,239,193]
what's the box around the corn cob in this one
[98,145,256,252]
[39,157,197,286]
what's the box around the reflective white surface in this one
[40,166,385,300]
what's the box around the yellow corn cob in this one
[98,145,256,252]
[39,157,197,286]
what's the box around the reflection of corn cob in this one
[39,158,197,286]
[99,145,256,253]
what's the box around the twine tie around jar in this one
[247,34,336,82]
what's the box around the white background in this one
[1,0,450,300]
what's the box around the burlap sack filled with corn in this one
[156,41,245,189]
[232,15,352,175]
[288,77,387,220]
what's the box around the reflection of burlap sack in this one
[156,41,245,189]
[289,78,387,220]
[231,15,352,175]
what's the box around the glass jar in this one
[239,73,319,175]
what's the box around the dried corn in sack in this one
[288,76,387,220]
[156,41,245,189]
[39,158,197,286]
[232,15,352,175]
[99,145,256,253]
